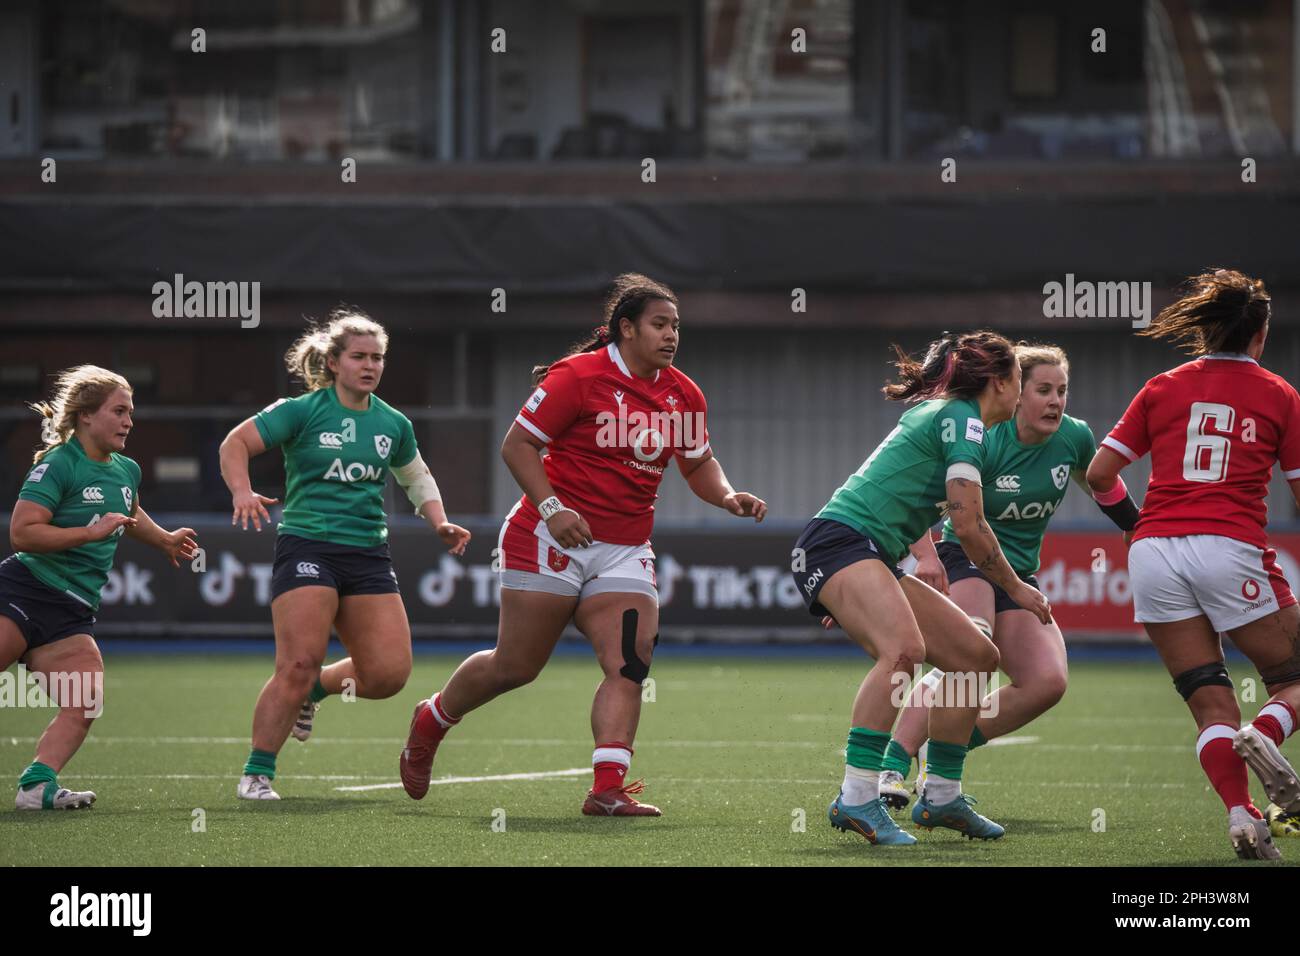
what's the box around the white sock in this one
[842,766,880,805]
[926,774,960,805]
[427,692,459,729]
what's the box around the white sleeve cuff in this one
[945,462,981,484]
[1101,436,1139,462]
[514,414,552,444]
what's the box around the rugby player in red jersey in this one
[399,274,766,816]
[1087,269,1300,859]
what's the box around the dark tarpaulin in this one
[1,194,1297,295]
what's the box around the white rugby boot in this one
[291,699,320,742]
[237,774,281,800]
[879,770,910,811]
[15,782,96,810]
[1228,805,1280,860]
[1234,723,1300,814]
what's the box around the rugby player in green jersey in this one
[880,344,1139,809]
[2,366,198,810]
[791,331,1051,845]
[220,311,470,800]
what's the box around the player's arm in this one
[501,422,592,549]
[123,500,198,568]
[1075,462,1140,534]
[908,528,948,594]
[219,417,279,531]
[10,499,134,553]
[945,474,1050,623]
[676,452,766,521]
[389,447,470,556]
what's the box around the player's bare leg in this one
[886,578,997,806]
[400,588,577,799]
[815,562,927,844]
[240,586,334,799]
[977,609,1068,739]
[575,589,660,816]
[290,594,413,743]
[1228,603,1300,814]
[1147,615,1278,859]
[13,630,101,810]
[899,575,1005,838]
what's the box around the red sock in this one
[1252,700,1297,746]
[592,741,632,793]
[415,692,459,738]
[1197,724,1254,813]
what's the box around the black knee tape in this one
[618,609,651,684]
[1261,668,1300,690]
[1172,662,1232,701]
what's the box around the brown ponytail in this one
[883,330,1017,403]
[1141,268,1270,355]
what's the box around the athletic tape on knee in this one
[618,608,651,683]
[1173,661,1232,701]
[1261,668,1300,690]
[969,615,993,641]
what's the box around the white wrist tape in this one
[538,496,566,521]
[390,452,442,513]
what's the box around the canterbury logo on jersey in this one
[324,459,385,482]
[82,487,104,502]
[995,499,1060,520]
[994,475,1021,492]
[296,562,320,577]
[318,432,344,448]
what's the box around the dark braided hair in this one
[531,273,678,385]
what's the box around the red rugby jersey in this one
[511,343,711,545]
[1102,354,1300,548]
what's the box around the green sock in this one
[846,727,891,771]
[308,678,329,704]
[969,725,988,749]
[18,761,57,791]
[243,749,277,780]
[882,739,913,775]
[926,739,968,781]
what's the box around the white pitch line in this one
[2,736,830,748]
[987,735,1038,746]
[334,768,591,792]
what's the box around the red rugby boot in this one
[582,779,662,817]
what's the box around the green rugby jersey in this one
[941,414,1097,574]
[254,386,418,547]
[819,398,988,564]
[16,436,141,611]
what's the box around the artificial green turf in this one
[0,654,1293,866]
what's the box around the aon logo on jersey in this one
[996,499,1059,520]
[325,459,384,482]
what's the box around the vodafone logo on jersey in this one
[1242,579,1261,600]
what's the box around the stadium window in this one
[705,0,857,160]
[484,0,700,161]
[36,0,435,161]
